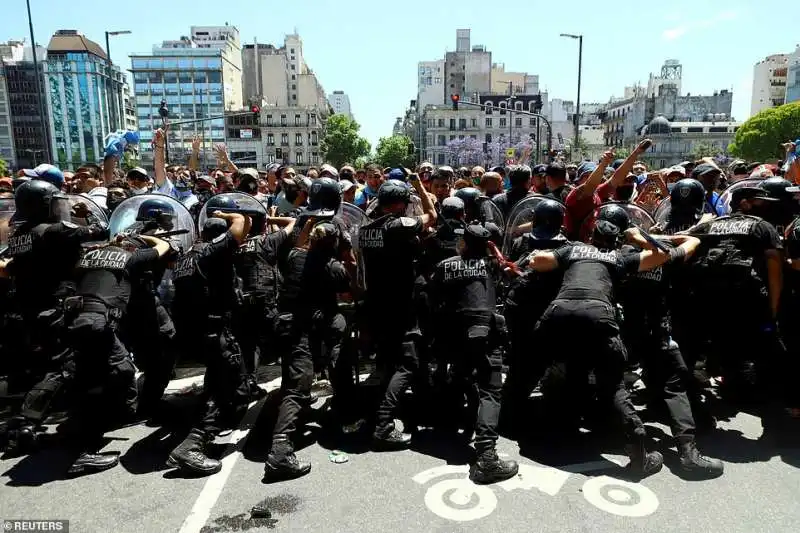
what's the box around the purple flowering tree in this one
[444,137,485,167]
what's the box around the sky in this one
[5,0,799,149]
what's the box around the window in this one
[267,133,274,145]
[438,135,446,146]
[515,101,523,111]
[499,118,507,128]
[276,148,283,159]
[449,119,456,131]
[459,135,465,140]
[311,131,318,145]
[290,64,295,70]
[529,118,536,127]
[290,48,295,54]
[660,159,667,168]
[437,153,445,165]
[470,118,477,128]
[295,114,301,126]
[296,152,303,165]
[281,114,287,126]
[292,95,296,100]
[266,153,276,164]
[310,114,317,125]
[295,133,302,145]
[281,133,289,145]
[266,114,273,125]
[515,117,522,127]
[449,135,456,141]
[485,133,492,143]
[292,84,296,90]
[291,74,296,80]
[458,118,466,130]
[470,135,477,140]
[486,118,493,128]
[437,119,444,128]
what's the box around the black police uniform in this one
[265,225,352,480]
[688,213,785,397]
[535,243,659,467]
[491,188,532,222]
[61,242,161,473]
[168,228,246,475]
[359,212,425,441]
[546,185,574,205]
[233,229,288,386]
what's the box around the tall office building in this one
[328,90,351,118]
[785,45,800,105]
[751,54,789,116]
[131,25,243,162]
[43,30,126,170]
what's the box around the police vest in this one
[693,215,764,289]
[235,235,279,299]
[506,239,567,318]
[566,244,621,267]
[76,245,133,312]
[7,222,49,259]
[172,244,210,320]
[359,214,419,299]
[435,255,495,314]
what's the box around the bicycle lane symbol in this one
[411,457,659,522]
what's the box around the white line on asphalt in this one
[177,377,281,533]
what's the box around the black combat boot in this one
[167,430,221,475]
[67,452,120,476]
[263,434,311,481]
[372,425,412,451]
[679,441,724,479]
[469,449,519,484]
[626,435,664,478]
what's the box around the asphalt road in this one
[0,370,798,533]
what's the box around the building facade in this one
[0,44,18,168]
[751,54,789,116]
[638,115,740,168]
[418,59,445,110]
[491,64,538,96]
[44,30,126,170]
[328,90,351,118]
[225,105,327,170]
[2,43,51,169]
[131,26,243,164]
[444,30,491,102]
[785,46,800,105]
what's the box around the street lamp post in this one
[105,30,131,133]
[560,33,583,160]
[104,30,132,65]
[25,0,50,164]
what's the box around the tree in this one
[612,147,631,160]
[445,138,484,167]
[729,102,800,161]
[0,156,7,177]
[688,141,721,161]
[374,135,416,169]
[321,114,371,169]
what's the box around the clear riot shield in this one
[339,202,370,291]
[479,197,505,230]
[198,192,267,231]
[109,193,197,253]
[67,194,108,228]
[502,195,553,256]
[578,202,655,243]
[0,198,15,248]
[715,178,764,216]
[653,197,671,226]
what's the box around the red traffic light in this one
[450,94,459,103]
[250,105,261,114]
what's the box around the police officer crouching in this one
[167,208,250,476]
[429,222,519,484]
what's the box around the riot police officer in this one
[525,218,701,477]
[1,181,108,451]
[59,233,170,474]
[264,217,351,481]
[657,178,707,235]
[428,222,518,484]
[167,210,250,476]
[688,186,784,402]
[757,177,800,233]
[454,187,501,227]
[491,165,533,221]
[120,197,180,418]
[359,175,437,448]
[502,199,570,434]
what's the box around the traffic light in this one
[250,104,261,119]
[451,94,459,111]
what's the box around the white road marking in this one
[177,377,281,533]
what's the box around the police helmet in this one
[463,222,492,250]
[531,199,565,240]
[670,179,706,214]
[14,179,65,224]
[441,197,465,220]
[306,177,342,217]
[136,196,176,226]
[204,194,240,213]
[596,203,631,232]
[759,177,795,202]
[591,220,621,250]
[377,179,411,205]
[454,187,482,207]
[201,218,228,242]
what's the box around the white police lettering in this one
[173,256,196,279]
[212,233,227,244]
[8,233,33,255]
[359,228,384,248]
[634,266,662,282]
[239,238,258,254]
[709,219,754,235]
[79,248,130,270]
[569,245,618,265]
[400,216,418,228]
[443,258,487,282]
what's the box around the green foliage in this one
[729,103,800,161]
[613,147,631,160]
[353,155,370,169]
[374,135,416,169]
[321,114,372,169]
[688,141,720,161]
[0,156,7,177]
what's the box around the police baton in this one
[634,225,671,253]
[211,207,265,217]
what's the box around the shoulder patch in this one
[211,233,228,244]
[62,221,79,229]
[399,216,418,228]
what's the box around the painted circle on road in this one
[424,479,498,522]
[581,476,659,517]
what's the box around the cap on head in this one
[441,196,465,219]
[126,167,149,182]
[730,186,779,208]
[388,168,406,181]
[377,179,411,205]
[23,164,64,188]
[319,164,340,181]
